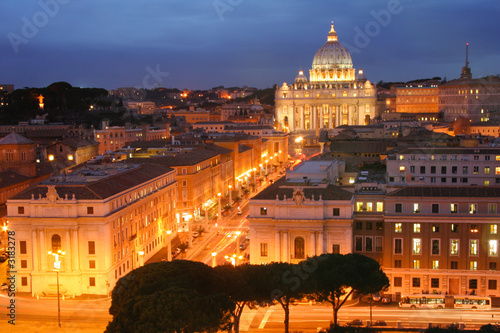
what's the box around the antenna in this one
[465,43,469,68]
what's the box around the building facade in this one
[275,23,377,132]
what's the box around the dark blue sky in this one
[2,0,499,90]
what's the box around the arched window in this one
[51,234,61,251]
[294,237,305,259]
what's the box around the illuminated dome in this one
[294,70,308,83]
[312,22,353,70]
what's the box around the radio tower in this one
[460,43,472,79]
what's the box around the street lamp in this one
[228,185,232,207]
[217,193,222,223]
[48,249,65,328]
[259,164,263,177]
[211,251,217,268]
[167,230,172,261]
[265,160,269,174]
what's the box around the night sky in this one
[2,0,499,90]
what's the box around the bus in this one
[399,294,491,310]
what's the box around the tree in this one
[259,262,307,333]
[214,264,267,333]
[305,253,389,326]
[106,288,234,333]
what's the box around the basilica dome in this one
[312,22,353,70]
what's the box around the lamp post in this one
[217,193,222,223]
[265,160,269,174]
[211,251,217,268]
[167,230,172,261]
[48,249,65,328]
[235,231,241,265]
[259,164,263,177]
[252,168,256,187]
[204,202,209,231]
[228,185,232,207]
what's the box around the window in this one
[462,177,468,183]
[413,238,421,255]
[441,177,447,183]
[489,240,498,256]
[395,203,402,213]
[366,222,373,230]
[412,278,421,288]
[432,204,439,214]
[491,224,498,234]
[485,166,491,174]
[451,224,459,233]
[489,280,497,290]
[395,223,402,233]
[356,202,364,211]
[294,237,305,259]
[22,277,28,286]
[451,261,458,269]
[20,241,27,254]
[431,166,436,174]
[376,202,383,212]
[452,166,458,174]
[394,239,403,254]
[51,234,61,251]
[489,204,497,214]
[441,166,447,174]
[87,207,94,214]
[355,236,363,252]
[431,278,439,288]
[411,223,420,233]
[394,277,402,287]
[413,203,420,213]
[490,262,497,270]
[89,260,96,269]
[463,166,468,174]
[420,166,426,174]
[376,222,383,231]
[366,237,373,252]
[394,260,401,268]
[260,243,268,257]
[451,240,459,255]
[451,203,458,213]
[432,239,440,255]
[355,222,363,230]
[432,224,440,233]
[413,259,420,269]
[432,260,439,269]
[496,167,500,175]
[89,277,96,287]
[18,206,24,214]
[260,207,267,215]
[366,202,373,212]
[182,180,187,187]
[430,177,436,183]
[410,166,415,173]
[473,166,479,174]
[375,236,382,252]
[399,165,405,172]
[333,208,340,216]
[88,241,95,255]
[470,240,479,256]
[469,279,478,289]
[21,260,27,268]
[469,204,477,214]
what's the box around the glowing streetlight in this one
[48,249,65,327]
[259,164,263,177]
[167,230,172,261]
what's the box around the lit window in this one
[356,202,364,211]
[470,240,478,256]
[451,239,459,255]
[413,238,421,254]
[489,240,498,256]
[496,167,500,174]
[491,224,498,234]
[469,204,477,214]
[395,223,402,233]
[413,203,420,213]
[432,260,439,269]
[376,202,383,212]
[413,223,421,233]
[413,259,420,269]
[367,202,373,212]
[470,225,479,233]
[470,261,477,271]
[451,203,458,213]
[399,166,405,171]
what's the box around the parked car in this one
[381,296,392,304]
[192,231,199,238]
[347,319,363,327]
[372,293,382,301]
[239,243,247,250]
[373,320,387,326]
[237,206,242,215]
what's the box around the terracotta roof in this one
[252,176,353,201]
[11,163,174,200]
[387,186,500,198]
[0,170,31,188]
[0,132,34,145]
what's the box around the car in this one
[239,243,247,250]
[372,293,382,301]
[381,296,392,304]
[373,320,387,326]
[237,207,242,215]
[192,231,199,238]
[347,319,363,327]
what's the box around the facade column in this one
[336,105,341,127]
[65,229,72,271]
[282,231,289,262]
[39,230,47,271]
[310,232,316,256]
[275,231,281,262]
[32,229,39,271]
[316,231,324,254]
[72,229,80,272]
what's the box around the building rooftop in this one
[387,186,500,198]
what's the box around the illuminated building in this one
[275,22,377,132]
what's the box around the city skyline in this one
[2,0,500,91]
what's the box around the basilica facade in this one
[275,23,377,132]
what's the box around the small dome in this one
[356,69,367,81]
[312,22,353,70]
[294,70,308,83]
